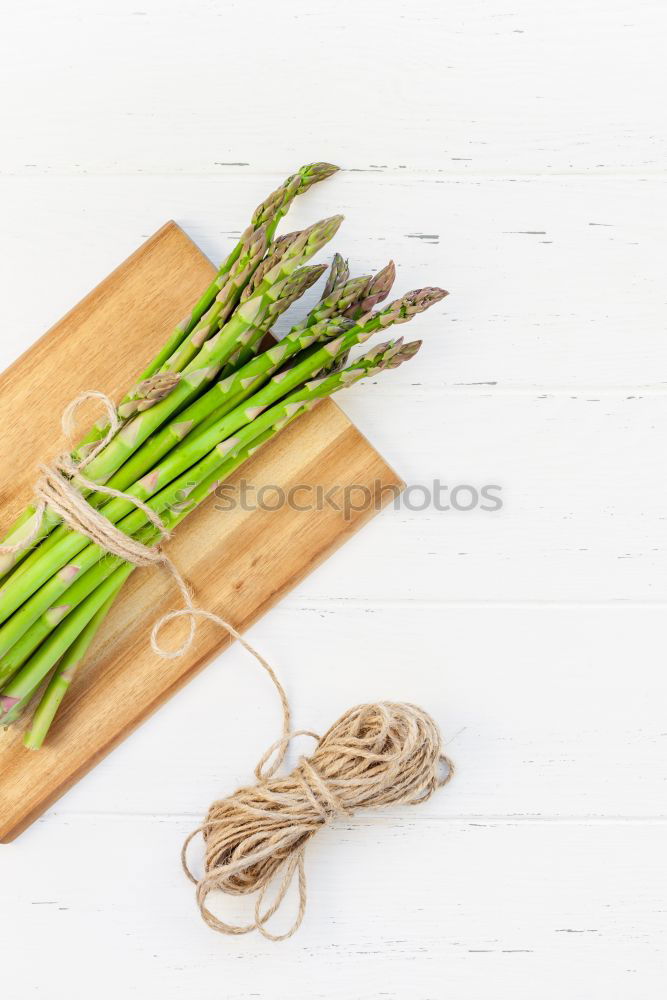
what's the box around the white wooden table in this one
[1,1,665,996]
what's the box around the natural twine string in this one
[0,392,292,722]
[182,701,454,941]
[1,395,455,941]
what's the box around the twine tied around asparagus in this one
[0,391,292,707]
[182,701,454,941]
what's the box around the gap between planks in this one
[346,385,667,397]
[2,169,666,180]
[34,812,667,825]
[280,597,667,610]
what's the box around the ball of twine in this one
[182,701,454,941]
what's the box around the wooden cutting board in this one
[0,222,403,842]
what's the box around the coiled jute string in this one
[1,393,454,939]
[183,701,453,941]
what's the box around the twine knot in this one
[183,702,454,941]
[0,390,294,710]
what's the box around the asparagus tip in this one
[353,260,397,316]
[361,337,422,371]
[322,252,350,297]
[387,339,422,367]
[301,162,340,184]
[379,286,448,326]
[406,286,449,309]
[373,259,396,294]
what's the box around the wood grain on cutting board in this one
[0,223,403,841]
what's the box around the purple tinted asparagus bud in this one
[322,253,350,298]
[362,338,422,370]
[346,260,396,319]
[378,287,448,326]
[305,274,372,327]
[321,349,351,376]
[117,372,181,419]
[272,231,303,256]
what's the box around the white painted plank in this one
[1,813,664,999]
[1,175,666,385]
[3,346,665,602]
[0,0,664,176]
[273,392,667,601]
[2,177,666,601]
[40,603,667,820]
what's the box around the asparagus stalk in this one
[156,225,269,376]
[13,411,302,739]
[23,586,121,749]
[0,565,136,723]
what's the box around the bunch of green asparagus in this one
[0,162,446,748]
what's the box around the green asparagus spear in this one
[23,586,122,749]
[0,565,135,721]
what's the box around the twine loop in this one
[182,702,454,941]
[0,391,169,557]
[0,391,293,740]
